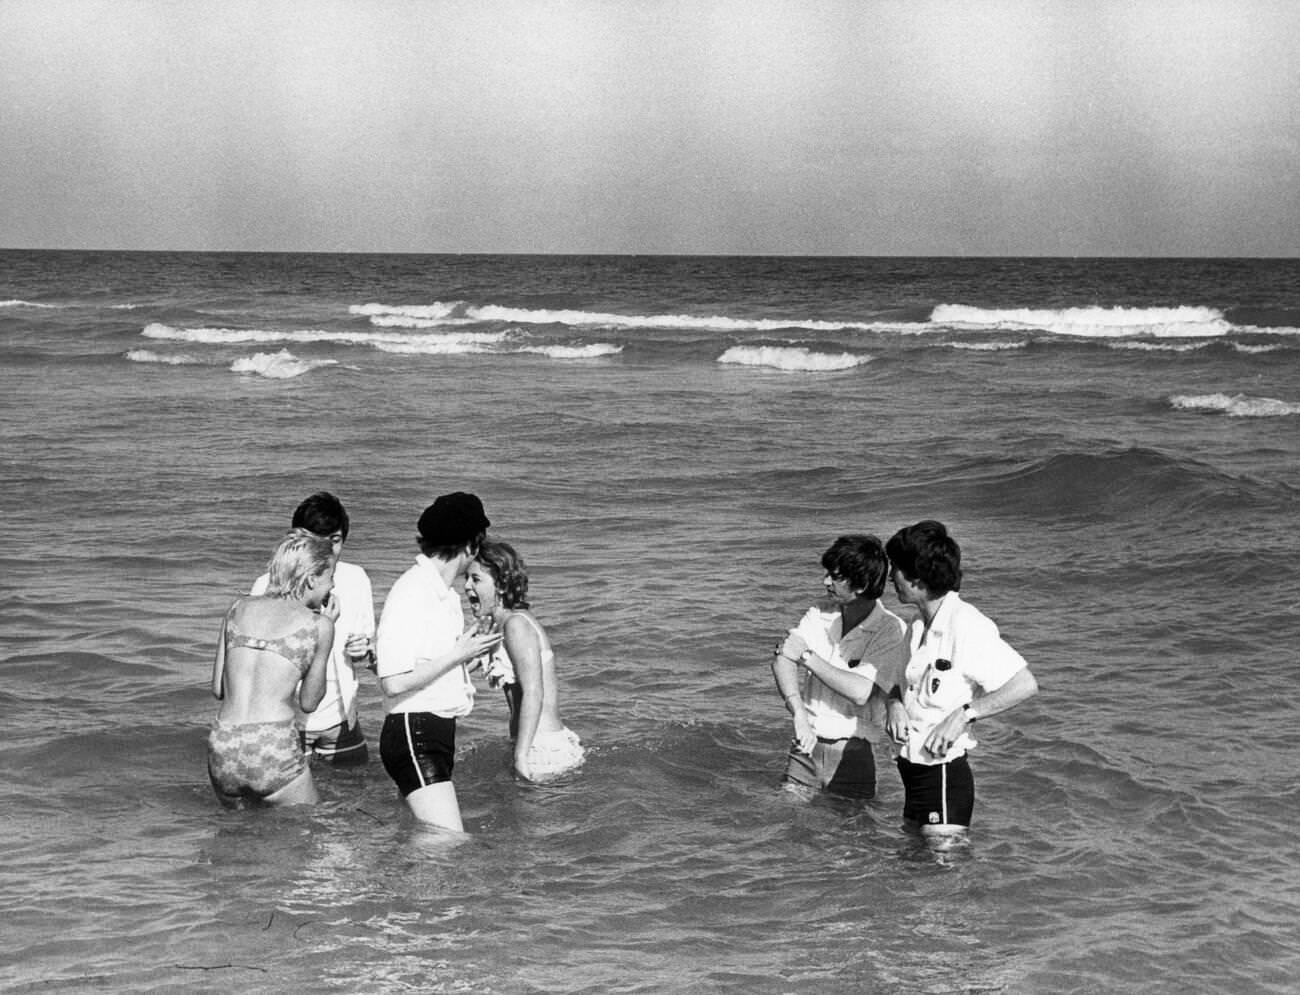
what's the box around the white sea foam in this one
[143,321,368,345]
[369,337,620,359]
[476,304,882,333]
[518,343,623,359]
[366,314,482,329]
[932,304,1232,339]
[125,349,203,365]
[1169,393,1300,417]
[352,302,480,329]
[1232,342,1287,354]
[716,346,868,372]
[1,299,62,308]
[350,302,462,320]
[141,321,506,350]
[230,350,337,379]
[357,301,881,334]
[1237,325,1300,336]
[370,333,508,355]
[1108,341,1209,353]
[949,340,1028,351]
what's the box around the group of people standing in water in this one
[206,490,1037,841]
[206,490,584,832]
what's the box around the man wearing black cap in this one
[375,492,502,831]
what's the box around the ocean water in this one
[2,250,1298,994]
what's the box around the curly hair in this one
[475,539,531,610]
[264,528,335,600]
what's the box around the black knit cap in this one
[417,492,490,547]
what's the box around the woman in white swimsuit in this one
[465,540,585,782]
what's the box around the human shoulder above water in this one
[207,528,337,808]
[466,539,586,783]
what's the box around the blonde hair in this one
[264,528,334,599]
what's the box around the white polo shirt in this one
[375,555,474,717]
[896,592,1027,765]
[789,599,907,740]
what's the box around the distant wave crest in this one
[717,346,869,372]
[1169,393,1300,417]
[350,302,478,328]
[519,343,623,359]
[371,331,512,355]
[140,320,612,361]
[141,321,505,349]
[125,349,202,366]
[1232,342,1287,354]
[949,340,1028,352]
[230,350,337,379]
[350,302,461,320]
[932,304,1231,339]
[144,321,370,345]
[1107,341,1209,353]
[358,301,878,334]
[352,299,1295,344]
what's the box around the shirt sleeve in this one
[790,605,835,660]
[355,569,376,637]
[249,573,269,596]
[375,576,419,678]
[339,565,376,643]
[859,618,908,691]
[954,611,1028,692]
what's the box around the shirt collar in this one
[928,591,961,635]
[415,554,458,602]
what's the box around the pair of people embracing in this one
[374,492,585,832]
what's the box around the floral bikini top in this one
[224,601,319,678]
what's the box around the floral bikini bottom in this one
[207,719,307,805]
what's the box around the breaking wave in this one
[125,349,203,365]
[1168,393,1300,417]
[716,346,869,372]
[230,350,337,379]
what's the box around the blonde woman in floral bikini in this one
[208,529,335,807]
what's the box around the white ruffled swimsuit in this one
[504,613,586,779]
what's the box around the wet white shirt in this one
[896,592,1027,764]
[376,555,474,717]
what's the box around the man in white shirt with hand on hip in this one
[884,520,1039,841]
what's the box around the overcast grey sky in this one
[2,0,1297,256]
